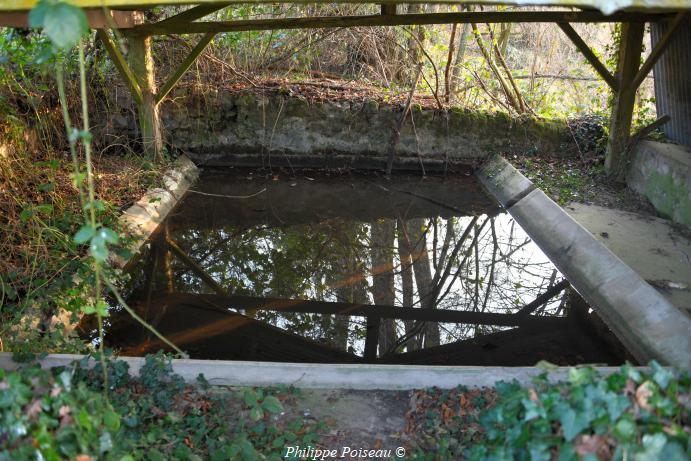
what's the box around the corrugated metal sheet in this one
[651,17,691,148]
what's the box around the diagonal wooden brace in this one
[155,32,216,105]
[557,22,618,92]
[96,29,143,105]
[154,3,230,26]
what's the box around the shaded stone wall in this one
[628,140,691,228]
[155,88,569,165]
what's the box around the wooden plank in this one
[165,292,568,328]
[1,0,689,14]
[155,32,216,104]
[136,11,666,35]
[96,30,143,105]
[0,9,144,28]
[557,22,618,91]
[631,12,687,90]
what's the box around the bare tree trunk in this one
[444,23,458,103]
[498,23,512,56]
[331,224,369,351]
[450,7,472,100]
[406,4,425,77]
[397,220,416,351]
[370,219,396,355]
[404,218,440,347]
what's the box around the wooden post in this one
[125,32,164,159]
[605,22,644,175]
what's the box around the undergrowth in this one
[1,355,688,460]
[0,26,169,355]
[407,363,690,460]
[0,352,323,461]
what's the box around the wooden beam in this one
[96,30,143,105]
[167,293,568,328]
[155,2,230,26]
[557,22,618,91]
[135,11,666,35]
[1,0,689,14]
[381,3,397,15]
[516,279,569,316]
[155,32,216,105]
[0,9,143,28]
[631,12,687,90]
[165,237,231,297]
[605,22,645,174]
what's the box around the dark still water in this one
[84,170,631,365]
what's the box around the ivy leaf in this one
[261,395,283,414]
[90,236,108,262]
[558,407,589,442]
[73,225,95,244]
[97,227,119,245]
[42,2,89,50]
[19,208,33,223]
[650,361,673,390]
[605,394,630,422]
[28,0,51,28]
[104,409,121,431]
[634,433,667,461]
[249,406,264,421]
[243,389,258,407]
[614,417,636,440]
[35,204,53,215]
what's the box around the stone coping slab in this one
[0,353,635,390]
[110,155,198,268]
[476,155,691,368]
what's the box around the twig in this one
[386,65,422,177]
[187,188,267,199]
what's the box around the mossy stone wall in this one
[157,88,570,164]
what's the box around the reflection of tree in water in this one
[161,212,564,358]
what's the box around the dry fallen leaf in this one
[635,381,654,411]
[26,399,42,419]
[528,388,539,402]
[76,455,92,461]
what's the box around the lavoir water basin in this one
[83,169,631,366]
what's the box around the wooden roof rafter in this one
[1,0,690,15]
[136,10,673,35]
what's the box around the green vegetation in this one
[517,157,599,205]
[0,353,323,460]
[1,1,171,356]
[1,355,688,460]
[407,363,690,460]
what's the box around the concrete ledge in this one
[0,353,629,390]
[476,155,691,368]
[111,155,198,268]
[628,140,691,228]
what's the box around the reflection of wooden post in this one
[605,22,644,174]
[364,316,380,361]
[125,32,164,159]
[162,224,174,293]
